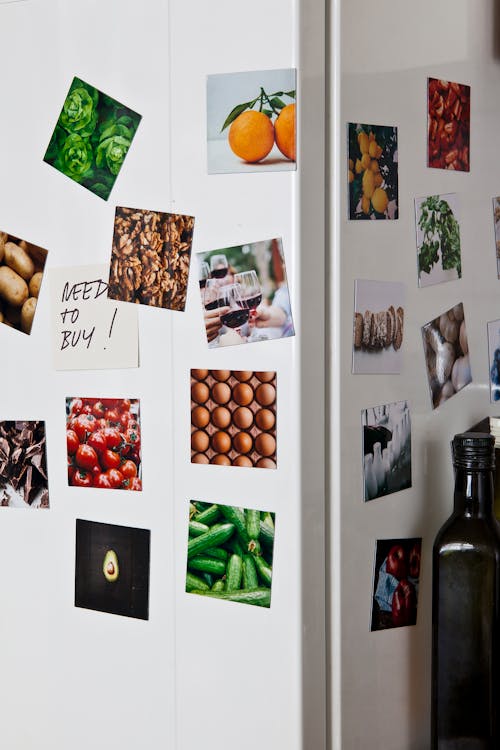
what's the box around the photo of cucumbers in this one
[186,501,275,608]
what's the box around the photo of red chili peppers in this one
[66,397,142,491]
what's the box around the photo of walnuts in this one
[107,206,194,311]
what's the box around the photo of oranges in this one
[207,69,296,174]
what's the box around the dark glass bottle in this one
[431,433,500,749]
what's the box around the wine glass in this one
[203,278,219,310]
[234,270,262,310]
[210,254,228,280]
[198,261,210,290]
[217,283,249,337]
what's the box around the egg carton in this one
[190,369,277,469]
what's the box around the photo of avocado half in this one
[103,549,119,582]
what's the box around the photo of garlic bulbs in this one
[421,303,471,409]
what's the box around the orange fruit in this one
[228,110,274,163]
[371,187,388,213]
[274,103,296,161]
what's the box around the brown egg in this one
[233,431,253,454]
[192,453,209,464]
[191,382,209,404]
[255,371,275,383]
[191,405,210,429]
[191,430,209,452]
[233,370,253,382]
[233,406,253,430]
[255,408,275,431]
[233,455,253,467]
[256,457,276,469]
[255,433,276,457]
[211,382,231,405]
[211,406,231,429]
[211,369,231,382]
[233,382,254,406]
[211,430,231,454]
[255,383,276,406]
[191,369,209,381]
[210,454,231,466]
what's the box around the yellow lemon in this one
[355,158,363,174]
[358,131,369,155]
[370,159,379,173]
[374,172,383,187]
[371,187,388,214]
[361,196,371,214]
[369,141,379,158]
[361,153,371,170]
[362,169,375,199]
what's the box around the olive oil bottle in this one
[431,433,500,749]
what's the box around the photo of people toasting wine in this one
[197,238,295,348]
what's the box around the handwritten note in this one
[50,264,139,370]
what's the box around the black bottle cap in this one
[452,432,495,470]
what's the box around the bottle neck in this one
[453,467,495,518]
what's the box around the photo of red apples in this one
[371,537,422,631]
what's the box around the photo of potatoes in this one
[107,207,194,311]
[186,500,275,608]
[371,538,422,631]
[427,77,470,172]
[0,231,47,334]
[347,123,398,220]
[0,421,49,509]
[191,369,277,469]
[421,303,471,409]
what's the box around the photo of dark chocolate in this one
[0,421,49,508]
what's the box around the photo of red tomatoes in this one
[66,397,142,491]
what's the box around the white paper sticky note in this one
[50,264,139,370]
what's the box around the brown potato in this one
[21,297,37,334]
[0,266,29,307]
[0,232,7,264]
[4,241,35,280]
[29,271,43,298]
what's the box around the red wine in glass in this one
[199,278,207,289]
[220,308,249,329]
[211,267,228,279]
[240,293,262,310]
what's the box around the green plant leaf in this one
[220,101,252,132]
[284,90,296,98]
[269,97,286,110]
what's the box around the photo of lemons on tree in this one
[207,68,296,174]
[44,76,141,200]
[347,123,398,220]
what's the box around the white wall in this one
[0,1,325,749]
[331,1,500,748]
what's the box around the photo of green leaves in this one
[44,77,141,200]
[414,193,461,288]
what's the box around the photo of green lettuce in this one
[44,77,141,201]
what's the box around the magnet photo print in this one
[487,319,500,403]
[427,77,470,171]
[186,500,275,608]
[414,194,461,287]
[347,123,398,220]
[44,77,141,200]
[352,280,406,374]
[207,68,296,174]
[197,238,294,348]
[107,207,194,311]
[371,538,422,631]
[0,421,49,508]
[492,198,500,279]
[362,400,411,502]
[191,369,277,469]
[0,230,48,335]
[75,519,150,619]
[421,303,471,409]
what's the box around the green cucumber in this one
[187,523,235,559]
[204,547,229,561]
[190,587,271,607]
[242,554,259,589]
[218,505,249,545]
[225,536,244,557]
[245,509,260,540]
[248,539,261,556]
[189,520,210,538]
[194,504,220,525]
[225,554,243,592]
[253,554,273,586]
[188,555,226,576]
[211,579,225,592]
[259,520,275,548]
[186,572,210,592]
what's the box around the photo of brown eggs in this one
[191,369,277,469]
